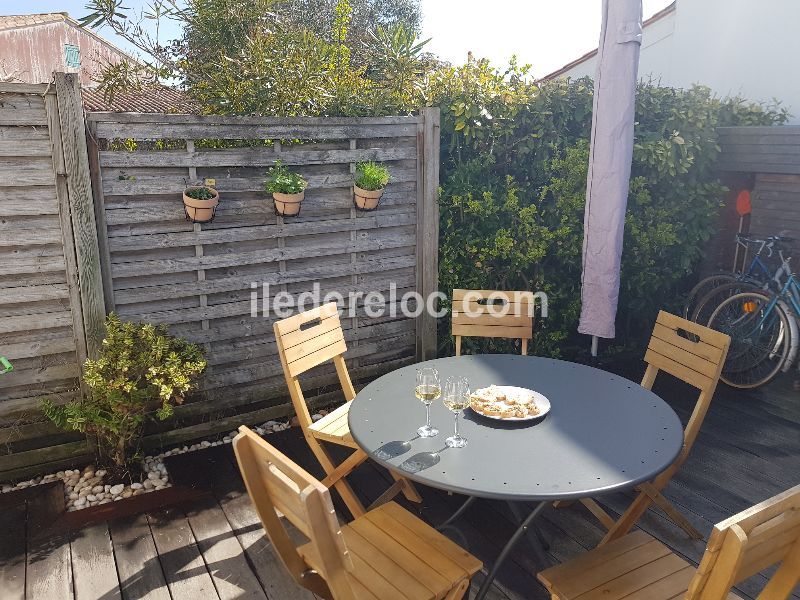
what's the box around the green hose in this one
[0,356,12,374]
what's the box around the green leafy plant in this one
[435,68,787,358]
[265,161,308,194]
[184,186,216,200]
[42,314,207,471]
[355,161,391,190]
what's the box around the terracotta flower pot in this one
[183,187,219,223]
[273,191,305,216]
[353,185,385,211]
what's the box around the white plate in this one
[469,385,551,422]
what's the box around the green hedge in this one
[433,61,787,358]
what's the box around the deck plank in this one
[0,503,26,600]
[186,497,268,600]
[71,522,122,600]
[108,514,171,600]
[148,508,219,599]
[26,533,73,600]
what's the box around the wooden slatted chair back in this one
[451,289,535,356]
[232,426,355,599]
[642,311,730,464]
[686,484,800,600]
[274,302,356,429]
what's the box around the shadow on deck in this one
[1,367,798,600]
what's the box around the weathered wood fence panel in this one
[0,76,106,479]
[82,109,439,453]
[0,78,439,480]
[717,126,800,175]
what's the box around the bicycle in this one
[683,234,787,323]
[707,260,800,389]
[690,237,794,326]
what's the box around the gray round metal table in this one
[348,354,684,599]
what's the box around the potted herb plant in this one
[353,161,391,210]
[183,184,219,223]
[265,161,308,217]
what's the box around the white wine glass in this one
[443,377,470,448]
[415,367,440,438]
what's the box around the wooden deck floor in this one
[2,366,798,600]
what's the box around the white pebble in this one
[148,471,161,481]
[92,485,104,494]
[87,494,97,502]
[143,480,154,490]
[99,498,112,504]
[130,482,143,490]
[74,497,87,507]
[109,484,124,496]
[96,469,106,477]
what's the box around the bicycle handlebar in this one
[736,233,795,245]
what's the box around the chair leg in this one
[392,472,423,504]
[600,489,652,545]
[368,480,406,511]
[455,336,462,357]
[306,434,366,519]
[319,448,368,488]
[445,578,470,600]
[643,483,703,540]
[579,498,617,531]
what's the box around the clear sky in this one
[15,0,673,77]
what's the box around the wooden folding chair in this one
[274,302,421,520]
[451,289,535,356]
[575,311,731,545]
[538,483,800,600]
[233,426,482,600]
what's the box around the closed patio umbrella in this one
[578,0,642,354]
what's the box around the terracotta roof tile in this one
[82,85,201,114]
[0,13,70,30]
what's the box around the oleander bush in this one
[42,315,207,471]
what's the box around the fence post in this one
[416,107,441,361]
[54,72,106,358]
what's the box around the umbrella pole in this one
[591,335,599,358]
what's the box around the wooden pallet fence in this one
[73,107,439,466]
[0,75,104,478]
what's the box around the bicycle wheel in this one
[682,273,737,320]
[708,292,791,389]
[691,280,762,326]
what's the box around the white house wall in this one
[558,0,799,123]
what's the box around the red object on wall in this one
[736,189,752,216]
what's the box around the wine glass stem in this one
[426,403,432,429]
[454,412,460,437]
